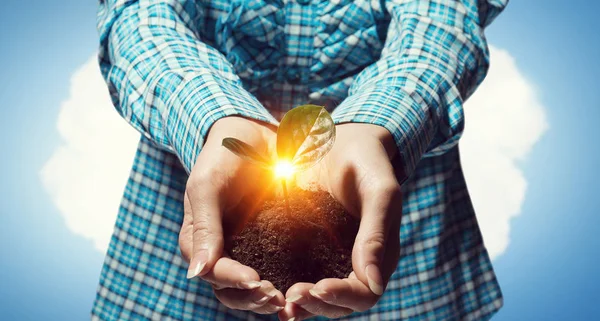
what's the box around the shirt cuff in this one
[332,86,432,183]
[161,71,279,173]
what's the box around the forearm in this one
[97,0,277,172]
[332,0,508,182]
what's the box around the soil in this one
[225,186,359,293]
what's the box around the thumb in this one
[352,183,401,296]
[185,185,224,279]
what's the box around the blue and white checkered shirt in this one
[93,0,508,320]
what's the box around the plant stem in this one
[282,179,290,215]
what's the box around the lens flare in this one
[274,161,295,179]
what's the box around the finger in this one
[311,278,378,312]
[353,179,402,296]
[252,296,286,315]
[185,181,224,279]
[214,280,283,312]
[179,191,194,263]
[285,283,353,319]
[285,282,313,306]
[278,302,313,321]
[201,257,261,290]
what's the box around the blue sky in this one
[0,0,599,320]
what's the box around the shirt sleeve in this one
[97,0,278,172]
[331,0,508,183]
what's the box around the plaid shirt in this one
[93,0,507,320]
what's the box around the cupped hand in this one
[180,116,285,315]
[279,123,403,321]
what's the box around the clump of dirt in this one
[225,186,359,293]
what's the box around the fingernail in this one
[288,318,296,321]
[263,303,284,313]
[366,264,384,295]
[239,280,262,290]
[285,294,303,303]
[309,288,333,302]
[255,294,274,305]
[186,249,208,279]
[265,288,280,298]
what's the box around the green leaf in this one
[222,137,272,169]
[276,105,336,172]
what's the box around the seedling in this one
[222,105,336,212]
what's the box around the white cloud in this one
[41,46,547,259]
[460,45,548,260]
[40,56,139,253]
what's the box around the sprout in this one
[222,105,336,212]
[222,104,336,176]
[275,104,336,172]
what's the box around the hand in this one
[279,123,403,321]
[179,116,285,314]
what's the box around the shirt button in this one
[285,68,302,84]
[297,0,310,5]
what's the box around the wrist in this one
[209,116,276,140]
[336,123,397,160]
[205,116,278,161]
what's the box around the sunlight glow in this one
[274,160,295,179]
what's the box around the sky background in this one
[1,0,599,320]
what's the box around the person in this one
[92,0,508,320]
